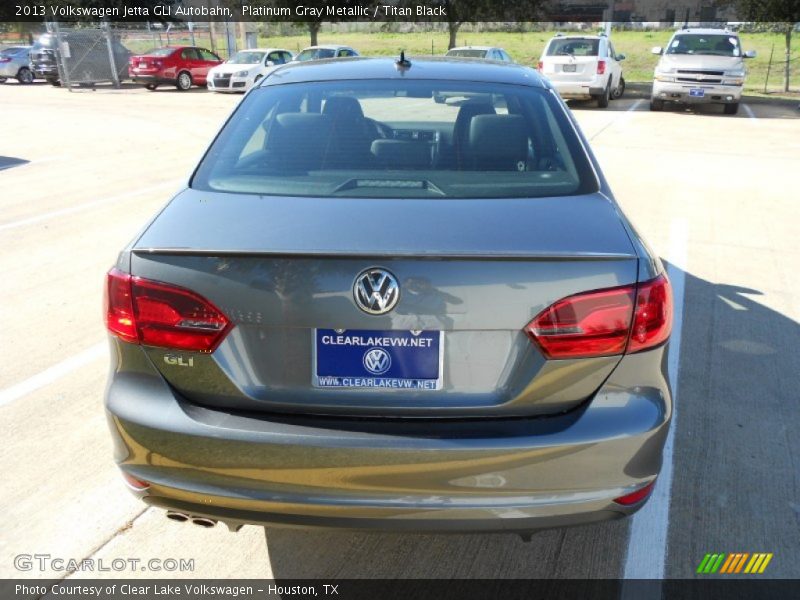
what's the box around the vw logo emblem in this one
[363,348,391,375]
[353,268,400,315]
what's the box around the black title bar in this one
[3,1,800,24]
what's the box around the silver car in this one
[651,27,756,114]
[105,56,673,536]
[0,46,34,84]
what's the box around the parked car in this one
[292,45,359,62]
[445,46,514,62]
[650,27,755,114]
[538,33,625,107]
[436,46,514,103]
[129,46,222,91]
[105,56,673,536]
[29,31,130,86]
[207,48,293,93]
[0,46,35,84]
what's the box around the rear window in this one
[546,38,600,57]
[192,80,597,199]
[446,49,489,58]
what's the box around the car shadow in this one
[260,265,799,579]
[0,156,30,171]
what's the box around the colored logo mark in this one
[696,552,773,574]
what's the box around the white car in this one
[292,45,360,62]
[207,48,293,93]
[538,34,625,108]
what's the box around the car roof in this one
[301,45,352,50]
[235,48,292,53]
[448,46,495,51]
[549,35,604,41]
[263,57,545,87]
[672,28,738,36]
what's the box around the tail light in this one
[537,60,543,71]
[104,268,231,353]
[613,480,656,505]
[627,275,673,353]
[0,57,11,63]
[524,274,672,359]
[597,60,606,75]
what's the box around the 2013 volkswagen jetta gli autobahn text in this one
[104,57,673,535]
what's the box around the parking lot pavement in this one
[1,84,798,580]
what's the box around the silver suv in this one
[650,28,756,114]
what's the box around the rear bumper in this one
[549,79,606,99]
[106,340,671,533]
[652,80,743,104]
[31,63,57,77]
[131,74,174,85]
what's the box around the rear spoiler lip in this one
[131,247,636,261]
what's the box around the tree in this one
[444,0,461,49]
[737,1,800,91]
[308,20,322,46]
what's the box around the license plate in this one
[562,64,576,72]
[314,329,443,390]
[689,88,705,97]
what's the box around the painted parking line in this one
[742,104,759,123]
[589,98,645,140]
[0,178,183,232]
[0,342,106,408]
[622,217,688,580]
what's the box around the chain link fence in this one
[47,23,128,89]
[43,23,226,90]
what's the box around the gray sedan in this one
[0,46,34,84]
[104,56,673,537]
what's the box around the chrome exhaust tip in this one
[190,516,218,528]
[166,511,190,523]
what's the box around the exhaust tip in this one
[166,511,190,523]
[191,516,218,528]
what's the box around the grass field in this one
[255,29,799,95]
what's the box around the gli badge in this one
[164,354,194,367]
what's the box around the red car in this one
[129,46,222,91]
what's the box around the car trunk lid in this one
[130,189,638,418]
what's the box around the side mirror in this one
[651,46,663,55]
[616,53,626,61]
[266,60,275,66]
[744,50,756,59]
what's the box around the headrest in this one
[269,113,333,171]
[323,96,365,120]
[468,115,528,168]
